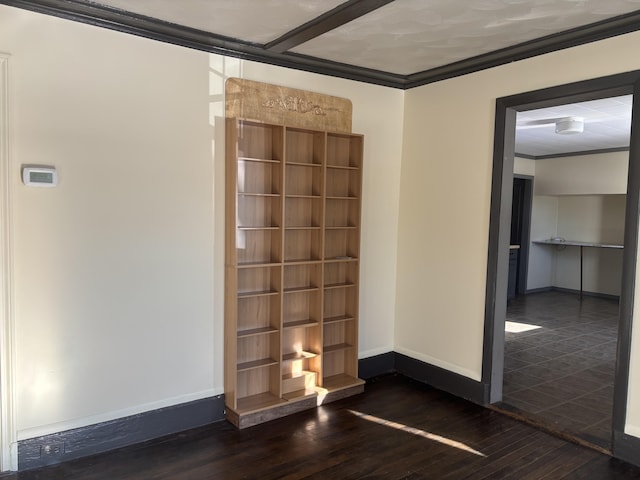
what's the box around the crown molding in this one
[2,1,640,90]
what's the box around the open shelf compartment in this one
[237,120,284,162]
[326,133,362,169]
[285,127,325,166]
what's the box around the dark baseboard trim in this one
[551,286,620,301]
[358,352,395,379]
[359,352,487,404]
[614,431,640,467]
[394,353,488,405]
[525,286,553,294]
[524,286,620,301]
[18,394,225,471]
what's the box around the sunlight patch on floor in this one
[505,320,542,333]
[348,410,486,457]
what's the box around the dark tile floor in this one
[502,290,618,448]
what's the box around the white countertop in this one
[533,239,623,249]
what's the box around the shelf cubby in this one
[237,195,281,229]
[324,229,359,260]
[286,163,323,197]
[324,262,358,289]
[286,127,325,166]
[285,197,322,228]
[323,287,357,324]
[236,364,283,413]
[237,120,284,161]
[325,168,360,199]
[284,229,322,263]
[326,133,362,168]
[325,198,360,228]
[237,265,281,296]
[236,229,282,265]
[237,159,282,196]
[283,289,321,328]
[237,294,281,335]
[284,263,321,292]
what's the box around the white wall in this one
[527,196,558,290]
[552,195,625,296]
[513,156,535,177]
[2,6,216,439]
[0,4,403,441]
[535,151,629,195]
[525,152,628,295]
[398,28,640,436]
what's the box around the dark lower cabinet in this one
[508,248,518,302]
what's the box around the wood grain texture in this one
[225,78,352,133]
[8,375,640,479]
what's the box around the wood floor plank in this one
[4,374,640,480]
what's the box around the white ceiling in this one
[515,95,632,157]
[92,0,640,75]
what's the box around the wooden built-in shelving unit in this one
[225,118,365,428]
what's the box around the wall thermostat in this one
[22,166,58,187]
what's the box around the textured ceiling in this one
[515,95,632,157]
[94,0,346,44]
[292,0,640,75]
[90,0,640,75]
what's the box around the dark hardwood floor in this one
[3,374,640,479]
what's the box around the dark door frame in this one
[482,70,640,459]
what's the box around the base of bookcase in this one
[226,379,365,429]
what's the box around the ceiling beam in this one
[264,0,394,53]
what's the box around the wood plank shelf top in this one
[282,350,319,362]
[237,226,280,231]
[237,289,279,298]
[323,343,354,353]
[237,326,279,338]
[283,319,319,329]
[323,315,355,324]
[238,156,280,164]
[324,282,356,290]
[237,261,282,268]
[325,257,357,263]
[286,161,322,167]
[237,192,281,197]
[237,357,279,372]
[235,392,285,413]
[326,164,359,170]
[283,285,320,294]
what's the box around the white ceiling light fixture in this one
[555,116,584,135]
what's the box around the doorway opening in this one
[483,72,640,459]
[501,97,630,449]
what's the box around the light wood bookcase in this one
[225,118,365,428]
